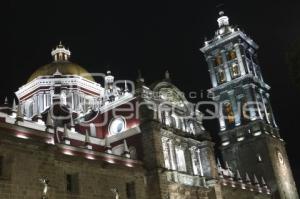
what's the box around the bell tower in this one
[200,11,299,199]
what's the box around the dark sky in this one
[6,0,300,189]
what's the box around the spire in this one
[136,69,145,89]
[51,41,71,61]
[236,170,242,182]
[85,130,90,144]
[124,80,129,93]
[70,116,75,132]
[217,158,222,168]
[261,177,266,186]
[16,104,23,121]
[253,174,259,185]
[4,97,8,105]
[245,173,251,185]
[123,139,130,158]
[63,124,69,139]
[12,98,17,112]
[105,137,112,154]
[253,174,262,193]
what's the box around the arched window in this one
[227,50,237,60]
[223,102,235,126]
[60,91,67,105]
[162,111,172,126]
[231,63,240,78]
[188,121,196,135]
[239,97,249,124]
[175,147,186,172]
[218,68,226,83]
[215,54,223,66]
[89,123,96,137]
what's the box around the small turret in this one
[51,41,71,62]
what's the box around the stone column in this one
[265,93,278,128]
[189,147,199,175]
[221,50,232,82]
[161,137,171,169]
[207,56,218,87]
[234,43,246,75]
[196,149,204,177]
[219,101,226,131]
[259,90,271,124]
[228,90,241,126]
[243,85,257,120]
[251,86,263,120]
[168,139,177,170]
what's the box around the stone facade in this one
[0,128,146,199]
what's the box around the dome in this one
[27,42,95,83]
[27,60,95,83]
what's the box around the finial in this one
[85,130,91,144]
[63,124,69,139]
[224,161,229,169]
[261,177,266,186]
[136,69,145,84]
[217,158,221,167]
[12,98,17,111]
[236,170,242,181]
[245,173,251,184]
[165,70,170,80]
[16,104,24,121]
[107,70,111,75]
[69,115,75,132]
[253,174,259,185]
[124,80,129,92]
[253,174,262,193]
[123,139,130,158]
[105,137,112,154]
[4,96,8,105]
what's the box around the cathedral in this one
[0,11,298,199]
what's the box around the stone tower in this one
[200,11,299,199]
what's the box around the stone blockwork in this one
[0,134,147,199]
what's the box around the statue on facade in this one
[39,177,49,199]
[110,188,120,199]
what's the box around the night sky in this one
[6,0,300,189]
